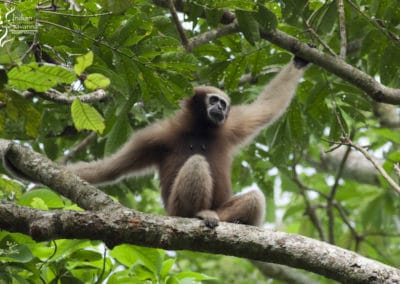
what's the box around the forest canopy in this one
[0,0,400,283]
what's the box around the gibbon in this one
[66,55,310,228]
[3,55,309,227]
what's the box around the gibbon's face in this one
[206,93,230,125]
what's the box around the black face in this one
[207,95,229,125]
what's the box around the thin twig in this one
[292,169,326,241]
[346,0,400,44]
[333,202,362,251]
[168,0,189,51]
[394,164,400,178]
[60,132,97,164]
[304,20,336,56]
[327,144,352,244]
[37,20,148,67]
[342,137,400,194]
[303,2,336,56]
[187,20,239,51]
[337,0,347,58]
[40,10,112,17]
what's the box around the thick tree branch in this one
[0,201,399,283]
[0,139,120,211]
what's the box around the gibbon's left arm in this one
[226,57,308,146]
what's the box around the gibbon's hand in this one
[293,43,317,69]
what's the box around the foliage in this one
[1,0,400,283]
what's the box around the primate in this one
[4,54,309,227]
[66,55,310,227]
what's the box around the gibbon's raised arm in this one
[226,59,307,146]
[67,122,169,184]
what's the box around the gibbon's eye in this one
[209,96,219,105]
[219,100,227,110]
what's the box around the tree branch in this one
[168,0,189,50]
[0,201,399,283]
[310,146,381,186]
[327,145,351,244]
[0,139,120,211]
[151,0,400,105]
[187,21,239,51]
[337,0,347,58]
[340,137,400,194]
[22,89,108,105]
[293,167,326,242]
[250,261,320,284]
[260,29,400,104]
[59,132,97,164]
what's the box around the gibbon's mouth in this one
[209,109,225,123]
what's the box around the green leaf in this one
[18,188,64,209]
[224,58,247,91]
[110,13,153,47]
[110,245,163,275]
[255,5,277,31]
[69,249,103,261]
[100,0,135,14]
[205,8,224,27]
[380,45,400,85]
[24,105,41,138]
[175,271,217,281]
[160,259,175,279]
[104,114,132,156]
[373,128,400,143]
[84,73,111,90]
[236,10,260,45]
[71,99,105,134]
[74,51,94,76]
[8,63,76,92]
[0,92,41,138]
[0,244,34,263]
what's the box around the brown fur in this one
[68,60,307,227]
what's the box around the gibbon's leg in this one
[217,190,266,226]
[167,155,218,225]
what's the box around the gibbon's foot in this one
[196,210,220,229]
[293,43,316,69]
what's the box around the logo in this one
[0,3,38,47]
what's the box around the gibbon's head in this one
[192,86,231,126]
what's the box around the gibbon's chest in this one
[161,131,225,175]
[159,131,232,205]
[173,131,221,160]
